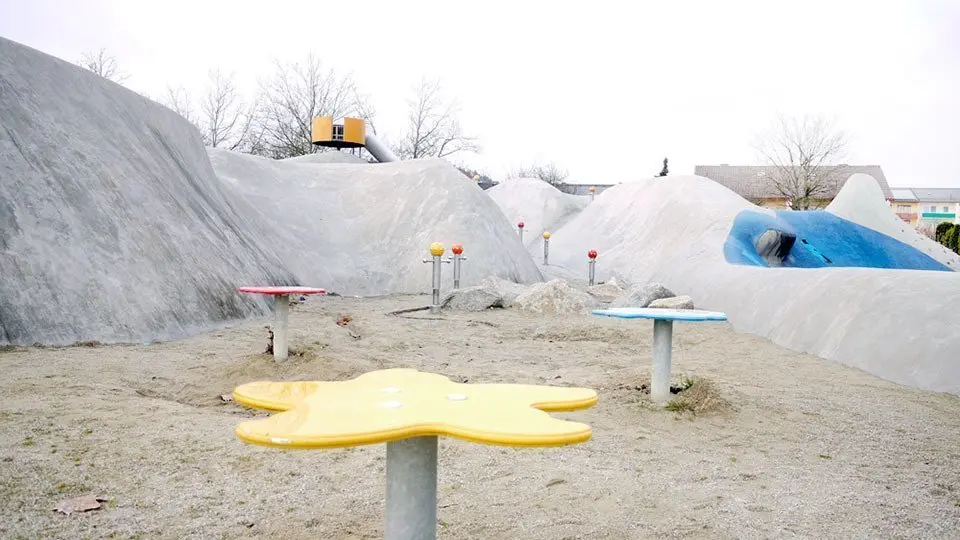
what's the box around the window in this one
[332,124,344,141]
[945,206,950,213]
[929,205,938,213]
[897,205,910,213]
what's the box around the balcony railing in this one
[920,212,957,220]
[896,212,918,221]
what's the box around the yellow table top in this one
[233,368,598,449]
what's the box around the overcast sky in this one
[1,0,958,187]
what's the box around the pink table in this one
[238,286,326,362]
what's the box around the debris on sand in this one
[54,495,108,516]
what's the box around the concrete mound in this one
[826,173,960,270]
[486,178,589,248]
[283,152,368,164]
[545,175,960,394]
[0,37,293,346]
[208,150,543,296]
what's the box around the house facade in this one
[693,164,894,208]
[889,188,960,230]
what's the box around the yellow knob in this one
[429,242,445,256]
[588,186,596,193]
[543,231,551,239]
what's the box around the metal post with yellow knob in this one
[542,231,551,265]
[588,186,596,202]
[422,243,450,314]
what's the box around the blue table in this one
[592,308,728,404]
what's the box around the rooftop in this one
[694,165,893,200]
[892,187,960,202]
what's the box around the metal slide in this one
[364,133,400,163]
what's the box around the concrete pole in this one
[273,294,290,362]
[588,259,596,286]
[651,319,674,404]
[385,436,438,540]
[518,222,525,244]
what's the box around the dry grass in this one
[665,376,731,415]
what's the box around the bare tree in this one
[254,54,358,159]
[353,90,378,135]
[396,78,479,160]
[512,162,569,186]
[159,85,197,125]
[198,69,259,151]
[753,114,849,210]
[79,47,128,83]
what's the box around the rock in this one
[648,295,695,309]
[480,276,526,308]
[514,279,598,314]
[587,277,626,302]
[755,229,796,266]
[441,284,503,311]
[610,283,675,308]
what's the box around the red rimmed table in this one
[237,286,326,362]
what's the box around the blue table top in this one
[592,307,728,322]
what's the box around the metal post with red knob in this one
[517,220,525,244]
[449,243,466,289]
[587,249,598,286]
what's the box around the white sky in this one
[1,0,958,187]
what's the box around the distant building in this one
[555,183,615,196]
[694,164,893,209]
[889,187,960,230]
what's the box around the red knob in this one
[517,221,525,229]
[587,250,598,259]
[452,243,464,255]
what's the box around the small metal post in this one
[451,254,467,289]
[542,232,551,265]
[651,319,673,404]
[587,250,598,286]
[386,436,438,540]
[517,221,525,244]
[422,243,450,315]
[273,294,290,362]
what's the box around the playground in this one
[3,32,960,540]
[3,294,959,539]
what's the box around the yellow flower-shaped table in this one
[233,368,598,540]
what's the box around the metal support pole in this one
[543,238,550,265]
[451,255,466,289]
[588,259,596,286]
[273,294,290,362]
[386,436,438,540]
[431,255,442,313]
[422,256,449,314]
[651,319,673,404]
[518,228,524,244]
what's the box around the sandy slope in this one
[2,295,958,539]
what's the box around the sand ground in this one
[2,294,959,539]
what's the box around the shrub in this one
[941,226,957,253]
[936,222,953,242]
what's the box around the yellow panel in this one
[311,116,333,143]
[233,368,597,449]
[342,117,366,145]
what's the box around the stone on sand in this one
[514,279,597,314]
[610,282,675,308]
